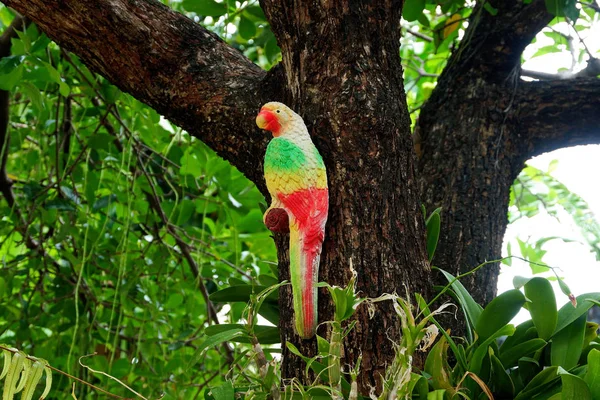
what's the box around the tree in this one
[0,0,598,397]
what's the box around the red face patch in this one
[256,109,282,136]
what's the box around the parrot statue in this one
[256,102,329,339]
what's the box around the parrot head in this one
[256,102,299,137]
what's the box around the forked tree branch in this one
[444,0,553,80]
[1,0,285,187]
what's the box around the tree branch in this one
[446,0,552,80]
[516,77,600,156]
[1,0,285,187]
[521,57,600,80]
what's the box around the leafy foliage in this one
[0,4,278,398]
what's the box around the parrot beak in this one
[256,109,281,136]
[256,110,270,130]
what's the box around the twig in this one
[403,27,433,42]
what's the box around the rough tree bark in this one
[3,0,600,395]
[416,1,600,315]
[260,1,430,387]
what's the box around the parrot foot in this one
[264,208,290,233]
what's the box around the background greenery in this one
[0,0,598,398]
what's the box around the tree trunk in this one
[260,1,431,391]
[416,1,600,320]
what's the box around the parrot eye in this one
[276,110,281,113]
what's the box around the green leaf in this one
[264,35,280,64]
[427,389,446,400]
[258,274,278,287]
[30,33,51,54]
[490,354,514,398]
[209,284,276,303]
[555,293,600,336]
[0,56,23,90]
[483,3,499,15]
[524,277,557,340]
[425,211,440,261]
[545,0,567,16]
[558,367,592,400]
[476,289,525,341]
[208,381,235,400]
[424,334,452,390]
[499,338,547,368]
[500,319,536,353]
[180,148,204,177]
[470,324,515,376]
[164,293,184,309]
[92,194,117,211]
[552,313,586,370]
[437,268,483,337]
[41,61,70,96]
[403,0,426,22]
[409,373,429,399]
[182,0,228,16]
[585,349,600,399]
[238,15,256,40]
[257,301,280,326]
[514,366,560,400]
[17,82,43,112]
[45,197,76,211]
[205,324,280,345]
[189,328,244,368]
[244,6,266,21]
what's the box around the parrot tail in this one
[289,215,325,339]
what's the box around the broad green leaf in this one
[499,338,547,368]
[476,289,525,341]
[205,324,280,345]
[524,277,557,340]
[552,313,586,370]
[490,354,514,398]
[558,367,592,400]
[208,381,234,400]
[555,293,600,335]
[501,319,536,353]
[182,0,227,16]
[585,349,600,399]
[514,366,560,400]
[257,301,280,326]
[41,61,70,96]
[427,389,446,400]
[264,36,281,64]
[409,373,429,399]
[17,81,43,111]
[470,324,515,376]
[238,15,256,40]
[0,56,23,90]
[424,334,452,390]
[403,0,426,21]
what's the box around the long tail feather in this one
[289,225,314,338]
[289,213,326,339]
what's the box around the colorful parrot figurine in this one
[256,102,328,339]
